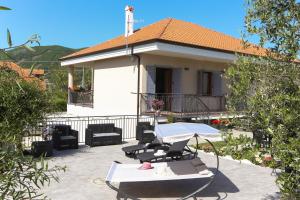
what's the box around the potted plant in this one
[151,99,164,123]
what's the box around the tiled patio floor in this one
[42,141,280,200]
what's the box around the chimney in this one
[125,5,134,37]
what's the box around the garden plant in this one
[224,0,300,198]
[0,6,64,200]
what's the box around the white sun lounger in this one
[106,156,219,200]
[106,158,213,183]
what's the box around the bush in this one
[0,67,63,199]
[225,55,300,198]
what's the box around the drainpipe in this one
[131,46,141,124]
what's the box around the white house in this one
[60,6,265,118]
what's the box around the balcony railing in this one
[140,93,226,117]
[68,90,93,107]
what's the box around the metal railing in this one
[22,115,154,148]
[68,90,93,107]
[140,93,226,118]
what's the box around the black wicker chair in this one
[52,125,78,150]
[85,124,122,147]
[136,122,155,143]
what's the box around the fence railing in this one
[140,93,226,117]
[22,115,154,148]
[68,90,93,107]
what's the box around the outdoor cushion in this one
[191,157,205,166]
[60,135,76,140]
[144,130,154,134]
[191,158,207,172]
[93,132,120,137]
[167,160,198,175]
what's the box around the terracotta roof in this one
[0,61,46,89]
[24,68,45,76]
[62,18,266,61]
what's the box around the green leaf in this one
[0,6,11,10]
[7,29,12,47]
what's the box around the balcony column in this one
[68,65,74,90]
[91,67,94,91]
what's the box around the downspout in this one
[131,46,141,124]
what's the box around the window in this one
[197,71,212,96]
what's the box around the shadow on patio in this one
[51,142,129,158]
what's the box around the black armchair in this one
[52,125,78,150]
[85,123,122,147]
[136,122,155,144]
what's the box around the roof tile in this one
[62,18,266,60]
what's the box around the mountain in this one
[0,45,80,69]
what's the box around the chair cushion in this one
[93,132,120,137]
[167,160,198,175]
[143,130,154,134]
[60,135,76,140]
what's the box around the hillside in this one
[0,45,80,69]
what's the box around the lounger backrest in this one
[168,139,189,152]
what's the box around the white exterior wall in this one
[93,56,138,116]
[67,56,138,116]
[67,53,231,116]
[67,104,95,116]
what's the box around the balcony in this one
[68,90,93,107]
[140,93,226,118]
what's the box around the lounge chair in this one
[121,137,163,157]
[136,139,193,163]
[105,158,218,200]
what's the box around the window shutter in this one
[212,71,222,96]
[146,66,156,94]
[172,68,182,112]
[172,68,182,94]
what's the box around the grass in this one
[195,141,227,152]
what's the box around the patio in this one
[42,140,280,200]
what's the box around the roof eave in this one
[61,40,241,66]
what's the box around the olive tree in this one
[245,0,300,61]
[225,0,300,198]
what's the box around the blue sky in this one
[0,0,250,49]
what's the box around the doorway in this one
[155,68,172,110]
[155,68,172,93]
